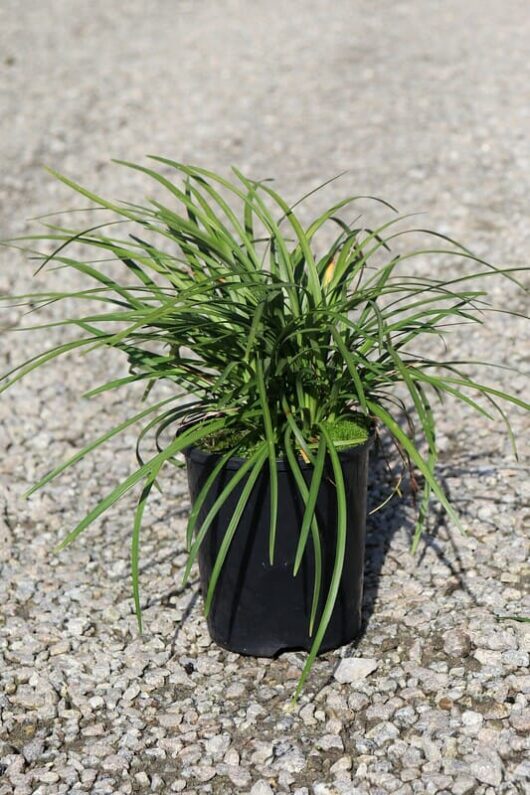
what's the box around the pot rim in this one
[179,415,376,471]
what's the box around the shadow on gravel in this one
[339,440,480,665]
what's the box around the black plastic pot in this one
[184,432,374,657]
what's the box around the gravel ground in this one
[1,1,529,794]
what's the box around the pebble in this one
[225,764,251,787]
[461,711,483,731]
[442,630,472,658]
[316,734,344,751]
[205,734,231,759]
[330,756,352,775]
[469,754,503,787]
[334,658,378,684]
[38,772,60,784]
[192,765,216,782]
[250,782,275,795]
[509,709,530,732]
[273,748,306,774]
[366,721,400,746]
[102,754,130,773]
[452,778,477,795]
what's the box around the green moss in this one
[199,428,259,456]
[198,414,371,457]
[325,415,371,447]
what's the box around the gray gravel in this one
[1,1,529,793]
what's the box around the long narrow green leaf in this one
[256,359,279,564]
[293,424,347,701]
[283,428,322,636]
[293,435,326,574]
[204,446,268,616]
[131,469,160,633]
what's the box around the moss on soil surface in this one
[198,415,371,457]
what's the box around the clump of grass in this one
[1,159,528,699]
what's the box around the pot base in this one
[206,615,363,659]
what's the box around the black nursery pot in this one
[183,431,374,657]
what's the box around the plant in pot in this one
[2,160,528,699]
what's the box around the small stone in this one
[502,650,530,667]
[313,785,333,795]
[366,721,399,746]
[122,684,140,702]
[443,629,471,658]
[49,641,70,656]
[474,649,502,666]
[401,768,420,782]
[510,709,530,732]
[326,718,342,734]
[250,741,274,765]
[159,713,182,729]
[38,772,60,784]
[422,737,441,762]
[205,734,230,759]
[83,722,105,737]
[514,760,530,779]
[196,657,223,675]
[160,738,183,756]
[469,754,503,787]
[278,771,295,788]
[330,756,352,776]
[452,777,477,795]
[12,686,44,710]
[192,765,216,782]
[102,754,129,773]
[66,617,90,636]
[355,762,368,779]
[438,697,453,710]
[461,710,483,731]
[226,765,250,787]
[481,701,509,720]
[316,734,344,751]
[348,693,369,711]
[473,627,517,651]
[80,769,98,785]
[273,748,305,773]
[299,704,316,725]
[21,738,44,763]
[250,781,275,795]
[334,657,378,684]
[225,682,246,698]
[179,745,202,766]
[224,748,240,767]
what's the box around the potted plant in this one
[2,160,528,699]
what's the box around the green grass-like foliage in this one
[2,160,528,699]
